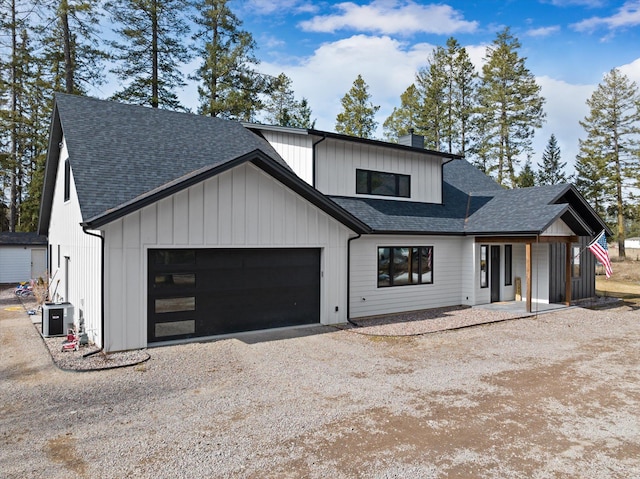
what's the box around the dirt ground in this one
[1,288,640,478]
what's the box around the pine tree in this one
[416,46,446,150]
[0,1,42,231]
[475,27,546,188]
[335,74,380,138]
[41,0,107,94]
[191,0,265,120]
[450,38,477,157]
[515,157,536,188]
[382,84,422,141]
[576,68,640,257]
[537,134,570,185]
[291,97,315,129]
[262,73,315,128]
[107,0,190,109]
[411,38,478,154]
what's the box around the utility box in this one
[42,302,74,337]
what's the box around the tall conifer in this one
[576,68,640,257]
[476,28,545,187]
[108,0,190,109]
[335,74,380,139]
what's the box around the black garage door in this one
[148,248,320,343]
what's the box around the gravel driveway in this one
[2,289,639,478]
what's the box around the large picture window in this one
[378,246,433,287]
[357,169,410,198]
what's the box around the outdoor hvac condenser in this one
[42,302,74,337]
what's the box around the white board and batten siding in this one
[541,218,573,236]
[349,235,464,318]
[315,140,443,203]
[261,130,314,186]
[511,242,550,304]
[102,162,354,352]
[46,138,102,345]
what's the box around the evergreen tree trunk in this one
[9,0,18,231]
[615,142,625,257]
[60,0,74,94]
[151,0,159,108]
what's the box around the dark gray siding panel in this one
[549,236,595,302]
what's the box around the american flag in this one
[588,230,613,279]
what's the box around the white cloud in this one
[533,76,594,171]
[618,56,640,83]
[299,0,478,35]
[526,25,561,37]
[245,0,319,15]
[571,0,640,32]
[259,34,436,133]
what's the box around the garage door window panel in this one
[155,319,196,337]
[154,296,196,314]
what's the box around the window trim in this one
[356,169,411,198]
[377,246,433,288]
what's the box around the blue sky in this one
[99,0,640,174]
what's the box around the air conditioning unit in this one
[42,302,74,337]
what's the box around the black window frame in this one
[572,244,581,278]
[378,246,433,288]
[480,245,488,288]
[504,244,512,286]
[356,169,410,198]
[64,158,70,202]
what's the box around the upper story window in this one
[64,158,70,202]
[356,169,410,198]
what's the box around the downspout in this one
[82,227,105,357]
[311,133,327,188]
[346,233,361,327]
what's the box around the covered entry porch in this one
[476,235,579,313]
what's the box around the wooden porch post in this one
[526,242,532,313]
[565,241,572,306]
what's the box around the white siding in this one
[512,242,550,304]
[102,162,353,352]
[350,235,463,318]
[262,131,313,185]
[315,140,443,203]
[542,218,573,236]
[0,247,31,283]
[47,138,102,345]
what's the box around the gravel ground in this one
[2,286,640,478]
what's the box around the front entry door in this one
[490,245,500,302]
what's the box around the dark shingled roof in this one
[331,160,606,236]
[0,232,48,246]
[51,94,289,223]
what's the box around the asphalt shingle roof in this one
[0,232,48,245]
[331,160,583,235]
[54,94,288,223]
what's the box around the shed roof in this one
[0,232,48,246]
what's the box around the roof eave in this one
[38,102,63,236]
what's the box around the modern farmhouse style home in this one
[39,94,610,352]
